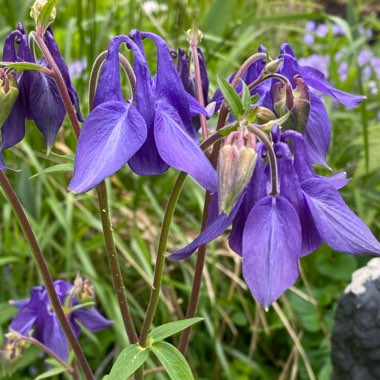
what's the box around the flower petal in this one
[304,93,331,166]
[170,194,242,260]
[28,73,66,149]
[45,30,83,121]
[300,66,366,108]
[154,102,217,192]
[141,31,197,140]
[94,35,130,107]
[302,178,380,254]
[69,101,147,193]
[242,196,301,308]
[73,307,113,332]
[42,313,69,362]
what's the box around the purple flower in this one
[315,23,328,37]
[8,280,112,361]
[170,128,380,308]
[338,62,348,81]
[358,49,373,67]
[0,24,82,168]
[69,31,216,193]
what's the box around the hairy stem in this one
[0,172,94,380]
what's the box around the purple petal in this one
[304,93,331,166]
[10,309,38,336]
[242,196,301,308]
[72,307,113,332]
[302,178,380,254]
[69,101,147,193]
[154,102,217,192]
[186,93,210,118]
[141,31,197,140]
[300,66,366,108]
[275,143,322,255]
[2,30,22,61]
[44,30,83,122]
[42,314,69,362]
[28,73,66,149]
[170,194,242,260]
[1,91,26,151]
[94,35,130,107]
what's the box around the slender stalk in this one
[178,192,210,353]
[14,333,73,373]
[139,172,188,346]
[34,33,139,343]
[248,124,279,196]
[0,171,94,380]
[96,182,138,343]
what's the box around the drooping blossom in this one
[8,280,112,361]
[170,127,380,308]
[69,30,216,193]
[0,23,82,168]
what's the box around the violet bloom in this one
[8,280,112,361]
[170,128,380,308]
[276,43,365,166]
[69,31,216,193]
[0,24,82,168]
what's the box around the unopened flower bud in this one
[217,131,258,215]
[1,331,29,361]
[30,0,57,32]
[273,81,294,117]
[0,72,19,128]
[256,107,277,123]
[73,274,95,303]
[263,58,283,75]
[273,76,310,132]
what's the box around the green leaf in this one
[151,342,194,380]
[149,318,203,343]
[34,366,66,380]
[217,74,243,119]
[106,344,149,380]
[36,0,57,34]
[241,81,251,116]
[0,62,47,73]
[29,163,73,179]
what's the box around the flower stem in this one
[0,171,94,380]
[139,172,188,346]
[14,332,73,373]
[248,124,279,196]
[96,181,139,344]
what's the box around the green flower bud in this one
[273,76,310,132]
[263,58,284,76]
[217,131,257,215]
[256,106,277,124]
[31,0,57,35]
[0,72,19,128]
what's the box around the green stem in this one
[139,172,188,346]
[96,182,139,343]
[0,171,94,380]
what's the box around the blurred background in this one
[0,0,380,379]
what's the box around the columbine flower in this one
[0,23,82,168]
[8,280,112,361]
[170,127,380,309]
[69,30,216,193]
